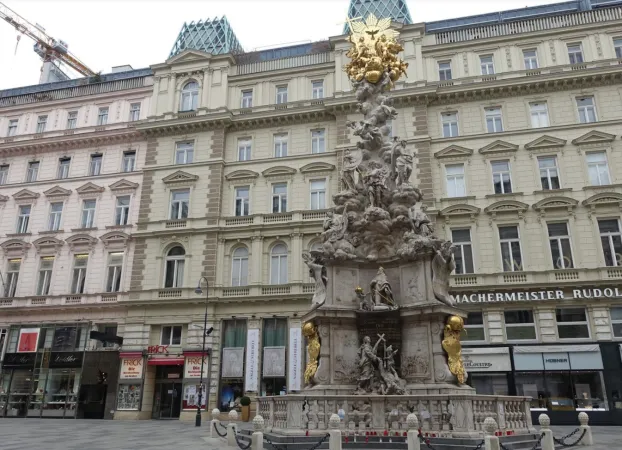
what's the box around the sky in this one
[0,0,563,90]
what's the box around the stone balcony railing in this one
[0,121,138,146]
[0,292,124,308]
[221,210,328,227]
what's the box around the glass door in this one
[158,383,181,419]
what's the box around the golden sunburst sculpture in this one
[344,14,409,85]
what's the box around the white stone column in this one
[406,413,420,450]
[167,73,177,113]
[149,77,160,116]
[227,410,238,447]
[291,232,303,283]
[329,414,342,450]
[202,69,212,109]
[538,414,555,450]
[484,417,500,450]
[578,412,593,446]
[251,236,264,285]
[252,415,265,450]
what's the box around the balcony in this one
[0,121,137,147]
[0,293,125,309]
[221,210,327,228]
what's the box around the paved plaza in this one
[0,420,618,450]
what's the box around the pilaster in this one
[167,73,177,113]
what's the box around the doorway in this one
[153,382,182,419]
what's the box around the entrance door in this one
[158,383,181,419]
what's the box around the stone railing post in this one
[228,410,239,447]
[329,414,342,450]
[538,414,555,450]
[210,408,221,438]
[406,413,421,450]
[578,412,593,446]
[252,415,265,450]
[484,417,500,450]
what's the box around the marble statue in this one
[356,286,375,312]
[432,241,456,307]
[369,267,396,309]
[410,205,434,237]
[356,336,382,393]
[302,252,327,309]
[322,210,348,243]
[364,163,389,209]
[390,138,413,186]
[355,335,405,395]
[341,148,363,191]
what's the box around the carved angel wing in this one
[351,21,367,34]
[376,18,391,31]
[365,13,379,28]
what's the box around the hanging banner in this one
[184,356,209,379]
[221,348,244,378]
[288,326,302,392]
[245,329,259,392]
[18,328,40,353]
[120,357,144,380]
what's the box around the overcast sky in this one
[0,0,561,90]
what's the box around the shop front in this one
[463,347,512,395]
[179,352,209,421]
[147,348,185,420]
[116,352,144,418]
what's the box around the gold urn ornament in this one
[442,315,467,385]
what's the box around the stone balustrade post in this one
[252,415,265,450]
[484,417,500,450]
[210,408,221,438]
[538,414,555,450]
[227,410,239,447]
[329,414,342,450]
[406,413,421,450]
[578,412,593,446]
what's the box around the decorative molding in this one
[571,130,616,146]
[162,170,199,186]
[225,169,260,181]
[65,234,98,252]
[524,135,567,151]
[434,144,474,160]
[438,204,481,226]
[532,196,579,221]
[0,239,31,257]
[299,162,336,174]
[109,179,139,192]
[100,231,131,249]
[76,182,105,197]
[12,189,40,202]
[484,200,529,224]
[0,194,7,203]
[32,236,64,255]
[43,186,72,198]
[261,166,297,178]
[478,140,519,156]
[582,192,622,218]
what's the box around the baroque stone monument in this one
[258,15,534,438]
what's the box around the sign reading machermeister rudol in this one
[452,287,622,304]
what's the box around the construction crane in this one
[0,1,96,83]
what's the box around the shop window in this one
[573,371,607,411]
[220,320,246,412]
[43,369,81,417]
[52,327,81,351]
[469,373,508,395]
[161,325,182,346]
[117,384,141,410]
[556,308,590,339]
[183,383,206,410]
[261,318,287,396]
[463,312,485,342]
[504,310,536,340]
[611,307,622,337]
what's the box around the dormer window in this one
[180,81,199,111]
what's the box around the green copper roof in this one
[169,16,243,58]
[344,0,413,34]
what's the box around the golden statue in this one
[303,321,320,386]
[442,315,467,385]
[344,14,409,85]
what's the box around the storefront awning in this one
[148,358,184,366]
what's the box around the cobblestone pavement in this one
[0,420,618,450]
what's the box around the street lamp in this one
[194,276,213,427]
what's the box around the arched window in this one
[180,81,199,111]
[270,244,288,285]
[231,247,249,287]
[164,246,185,288]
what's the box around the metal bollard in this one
[329,414,342,450]
[406,413,420,450]
[252,415,265,450]
[538,414,555,450]
[483,417,500,450]
[211,408,221,439]
[578,412,593,446]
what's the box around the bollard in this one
[406,413,420,450]
[538,414,555,450]
[211,408,221,439]
[252,415,265,450]
[329,413,342,450]
[578,412,593,446]
[483,417,500,450]
[227,410,239,447]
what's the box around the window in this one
[235,186,250,216]
[586,152,610,186]
[491,160,512,194]
[161,325,182,346]
[175,141,194,164]
[4,259,20,297]
[598,219,622,267]
[231,247,249,287]
[115,196,131,226]
[36,257,54,296]
[499,226,523,272]
[504,310,537,340]
[276,85,288,104]
[530,102,549,128]
[36,115,47,133]
[170,189,189,220]
[480,55,495,75]
[180,81,199,111]
[71,254,88,294]
[241,90,253,108]
[548,223,574,269]
[48,202,63,231]
[311,129,325,154]
[81,199,96,228]
[556,308,590,339]
[89,154,102,176]
[66,111,78,129]
[523,49,538,69]
[611,307,622,337]
[123,151,136,172]
[577,97,597,123]
[16,205,31,233]
[538,156,560,190]
[615,38,622,59]
[445,164,465,197]
[97,107,109,126]
[438,61,452,80]
[26,161,39,182]
[452,229,474,274]
[238,138,252,161]
[270,244,288,285]
[463,312,485,341]
[0,165,7,185]
[106,252,124,293]
[441,112,459,137]
[485,107,503,133]
[274,134,288,158]
[567,44,584,64]
[164,247,185,288]
[7,119,18,136]
[312,80,324,99]
[129,103,141,122]
[310,179,326,210]
[57,157,71,179]
[272,183,287,213]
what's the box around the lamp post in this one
[194,276,211,427]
